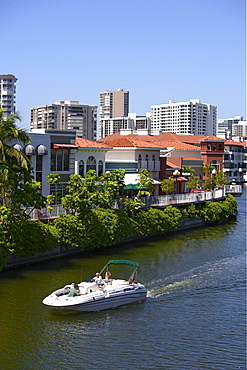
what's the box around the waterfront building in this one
[100,112,151,138]
[75,137,109,178]
[0,74,18,119]
[217,116,244,139]
[223,140,246,183]
[151,99,217,136]
[30,101,98,140]
[100,89,129,138]
[12,129,110,199]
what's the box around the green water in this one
[0,190,246,369]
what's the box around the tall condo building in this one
[151,99,217,136]
[100,89,129,138]
[101,113,151,138]
[0,74,18,119]
[217,116,244,139]
[30,100,98,140]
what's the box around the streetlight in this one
[173,169,180,194]
[212,168,217,175]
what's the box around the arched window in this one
[79,160,84,177]
[210,160,219,171]
[213,144,217,151]
[138,154,142,169]
[98,160,103,176]
[145,155,149,169]
[207,144,211,151]
[219,144,223,151]
[152,155,155,169]
[86,156,96,173]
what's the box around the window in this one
[138,154,142,169]
[36,156,42,185]
[86,156,96,173]
[98,160,103,176]
[145,155,149,169]
[51,148,69,171]
[210,160,219,171]
[152,155,155,169]
[207,144,211,151]
[79,160,84,177]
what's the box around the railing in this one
[140,188,226,208]
[225,185,243,194]
[27,188,227,220]
[26,204,66,220]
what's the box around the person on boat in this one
[93,273,105,288]
[67,284,82,297]
[105,270,112,279]
[129,275,137,284]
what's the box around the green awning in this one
[123,183,147,190]
[107,260,139,268]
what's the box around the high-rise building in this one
[30,100,98,140]
[100,89,129,138]
[100,113,151,138]
[151,99,217,136]
[232,121,247,139]
[0,74,18,119]
[217,116,244,139]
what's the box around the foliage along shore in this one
[0,194,237,271]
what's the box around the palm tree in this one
[0,108,30,167]
[0,108,31,205]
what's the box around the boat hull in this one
[42,284,147,312]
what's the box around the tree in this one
[186,174,203,190]
[48,169,126,215]
[137,168,154,196]
[0,108,31,205]
[202,165,228,190]
[161,177,176,194]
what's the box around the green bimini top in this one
[107,260,139,268]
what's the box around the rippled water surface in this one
[0,190,246,369]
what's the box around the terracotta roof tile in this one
[224,139,246,147]
[76,137,109,149]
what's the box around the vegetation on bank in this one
[0,108,238,271]
[0,194,237,270]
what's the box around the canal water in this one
[0,190,246,370]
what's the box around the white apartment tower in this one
[100,89,129,138]
[217,116,244,139]
[0,74,18,119]
[151,99,217,136]
[30,100,98,140]
[101,113,151,138]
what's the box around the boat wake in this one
[147,252,246,298]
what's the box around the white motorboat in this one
[42,260,147,312]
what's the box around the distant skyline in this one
[1,0,246,130]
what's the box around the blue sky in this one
[1,0,246,130]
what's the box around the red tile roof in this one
[76,137,109,149]
[97,133,200,151]
[224,139,246,147]
[99,137,163,149]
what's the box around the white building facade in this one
[151,99,217,136]
[217,116,244,139]
[30,100,98,140]
[0,74,18,119]
[101,113,151,138]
